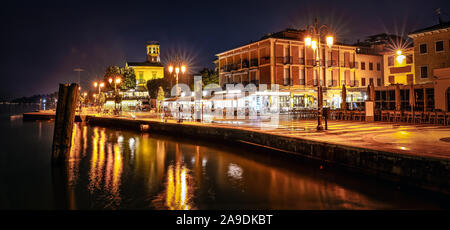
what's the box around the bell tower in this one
[146,41,160,63]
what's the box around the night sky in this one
[1,0,449,100]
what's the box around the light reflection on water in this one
[1,116,446,210]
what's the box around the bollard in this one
[51,83,79,165]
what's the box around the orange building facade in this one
[216,29,364,110]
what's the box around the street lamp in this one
[108,77,122,115]
[304,18,334,131]
[93,81,105,112]
[396,49,405,64]
[168,64,187,97]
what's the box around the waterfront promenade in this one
[23,110,450,194]
[24,111,450,159]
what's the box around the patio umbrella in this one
[370,82,375,101]
[409,83,415,109]
[317,86,323,109]
[395,84,401,111]
[341,84,347,110]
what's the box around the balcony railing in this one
[327,80,338,87]
[349,80,359,87]
[313,79,318,86]
[242,59,249,68]
[298,58,305,65]
[276,56,293,64]
[250,59,258,67]
[260,56,270,65]
[306,59,315,66]
[299,79,305,85]
[327,60,338,67]
[340,61,357,68]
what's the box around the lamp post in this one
[304,18,334,131]
[73,68,84,87]
[93,81,105,113]
[109,77,122,115]
[168,65,187,97]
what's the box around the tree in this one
[199,68,219,86]
[156,86,165,112]
[147,78,170,99]
[104,65,122,91]
[120,67,136,90]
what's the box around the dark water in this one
[0,104,448,209]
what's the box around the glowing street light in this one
[304,18,334,131]
[326,36,334,48]
[311,40,318,50]
[305,37,312,47]
[93,81,105,111]
[168,64,187,97]
[396,49,405,64]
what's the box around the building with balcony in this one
[409,19,450,111]
[355,53,383,87]
[216,28,361,110]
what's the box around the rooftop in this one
[409,20,450,35]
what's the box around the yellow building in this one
[409,20,450,111]
[381,47,415,85]
[408,21,450,84]
[126,41,164,89]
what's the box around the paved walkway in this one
[24,110,450,160]
[131,113,450,160]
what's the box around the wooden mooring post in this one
[51,83,79,165]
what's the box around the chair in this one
[394,111,402,122]
[428,112,437,124]
[381,111,389,122]
[413,112,422,124]
[389,111,396,122]
[446,112,450,126]
[436,112,445,125]
[404,111,413,123]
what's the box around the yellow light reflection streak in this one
[88,128,99,192]
[165,164,191,210]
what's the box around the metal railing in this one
[250,59,258,67]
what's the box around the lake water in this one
[0,104,447,209]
